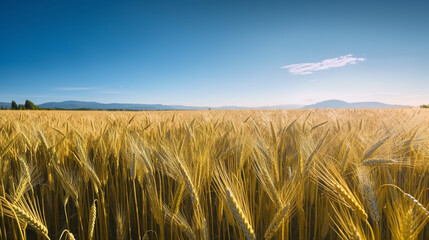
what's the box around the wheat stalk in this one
[130,153,136,180]
[59,229,76,240]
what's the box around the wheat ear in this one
[363,184,379,222]
[0,197,50,240]
[363,136,389,158]
[13,157,32,202]
[335,183,368,220]
[176,159,208,239]
[264,204,290,239]
[163,204,197,240]
[402,208,414,240]
[316,163,368,220]
[382,184,429,217]
[253,158,281,206]
[88,199,98,240]
[311,121,328,130]
[351,227,362,240]
[178,159,198,204]
[115,206,126,240]
[172,181,186,214]
[361,159,396,166]
[226,189,256,240]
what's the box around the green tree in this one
[420,104,429,108]
[11,100,18,110]
[25,100,39,110]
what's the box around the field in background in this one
[0,109,428,240]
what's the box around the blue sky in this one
[1,0,428,107]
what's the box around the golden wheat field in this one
[0,109,428,240]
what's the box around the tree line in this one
[0,100,41,110]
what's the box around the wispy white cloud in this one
[281,54,365,75]
[56,87,91,91]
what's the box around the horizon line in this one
[0,99,418,108]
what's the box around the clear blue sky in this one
[1,0,428,107]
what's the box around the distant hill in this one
[254,104,304,110]
[0,102,10,109]
[302,100,408,109]
[39,101,208,110]
[37,101,303,110]
[1,100,408,111]
[215,104,303,110]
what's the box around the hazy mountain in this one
[214,105,303,110]
[257,104,304,109]
[39,101,208,110]
[302,100,408,109]
[2,100,407,111]
[0,102,10,109]
[37,101,304,110]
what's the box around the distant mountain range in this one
[38,101,304,110]
[39,101,206,110]
[302,100,408,109]
[214,105,304,110]
[0,100,409,110]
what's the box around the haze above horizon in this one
[1,0,428,107]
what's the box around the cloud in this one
[281,54,365,75]
[56,87,91,91]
